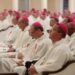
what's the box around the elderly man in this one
[12,16,30,49]
[23,22,52,62]
[14,22,52,75]
[28,23,73,75]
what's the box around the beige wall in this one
[1,0,74,13]
[29,0,41,10]
[0,0,63,12]
[0,0,12,11]
[47,0,63,12]
[29,0,61,11]
[48,0,57,11]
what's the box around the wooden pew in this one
[42,60,75,75]
[0,73,18,75]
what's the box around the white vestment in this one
[28,15,39,26]
[6,25,20,44]
[0,58,14,73]
[14,34,52,75]
[34,39,73,75]
[13,27,31,50]
[23,34,52,62]
[67,33,75,57]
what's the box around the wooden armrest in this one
[0,73,18,75]
[42,60,75,75]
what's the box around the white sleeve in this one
[35,45,70,73]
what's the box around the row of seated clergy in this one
[0,10,51,38]
[0,24,74,74]
[0,22,52,74]
[0,13,51,53]
[0,16,31,53]
[0,12,50,52]
[0,23,74,74]
[5,16,75,59]
[0,13,48,51]
[13,23,74,75]
[0,16,32,57]
[0,11,54,47]
[0,15,20,51]
[0,12,74,74]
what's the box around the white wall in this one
[41,0,47,9]
[69,0,75,12]
[12,0,19,10]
